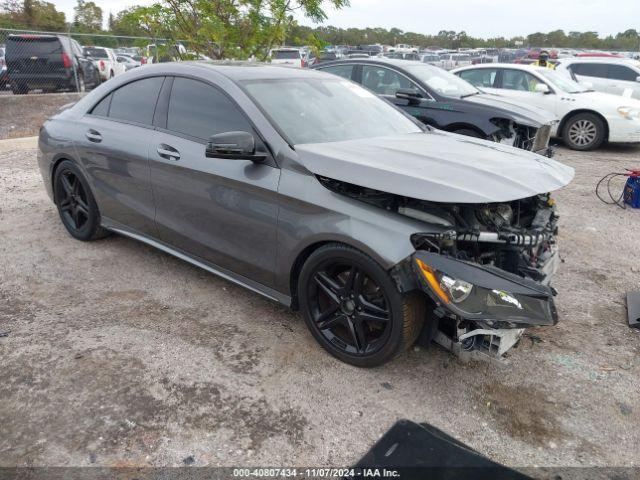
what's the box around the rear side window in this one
[607,65,638,82]
[6,36,62,57]
[166,77,252,141]
[571,63,608,78]
[90,94,111,116]
[318,64,354,80]
[108,77,164,125]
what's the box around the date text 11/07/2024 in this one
[232,468,401,478]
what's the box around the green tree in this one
[73,0,103,31]
[118,0,349,60]
[0,0,65,29]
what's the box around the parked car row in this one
[313,58,556,155]
[453,63,640,150]
[38,62,574,366]
[2,34,148,95]
[312,55,640,151]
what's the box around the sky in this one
[53,0,638,39]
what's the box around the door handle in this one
[157,144,180,160]
[85,129,102,143]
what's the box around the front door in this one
[148,76,280,287]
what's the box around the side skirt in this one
[101,218,292,307]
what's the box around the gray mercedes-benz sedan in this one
[38,62,574,367]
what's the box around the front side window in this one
[403,64,478,98]
[458,69,497,88]
[361,65,416,96]
[167,77,252,141]
[501,69,543,92]
[318,64,354,81]
[607,65,638,82]
[241,77,422,145]
[108,76,164,125]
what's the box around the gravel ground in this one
[0,138,639,469]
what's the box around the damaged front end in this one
[404,196,560,362]
[320,177,561,362]
[490,119,555,158]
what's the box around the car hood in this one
[463,93,558,125]
[296,130,574,204]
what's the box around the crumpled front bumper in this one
[410,251,559,361]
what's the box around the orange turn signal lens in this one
[415,258,450,304]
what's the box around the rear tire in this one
[53,160,110,241]
[11,83,28,95]
[562,112,605,151]
[298,243,423,367]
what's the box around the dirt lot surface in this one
[0,93,85,140]
[1,138,639,469]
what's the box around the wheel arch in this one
[442,123,488,138]
[287,237,402,311]
[558,109,609,141]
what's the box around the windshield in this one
[7,36,62,56]
[403,64,479,98]
[242,78,422,145]
[273,50,300,60]
[537,69,588,93]
[84,48,108,58]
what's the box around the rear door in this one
[147,76,280,286]
[75,76,165,236]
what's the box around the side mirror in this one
[636,76,640,83]
[206,131,266,162]
[534,83,550,94]
[396,88,423,104]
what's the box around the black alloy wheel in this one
[298,244,423,367]
[53,160,109,241]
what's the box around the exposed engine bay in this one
[490,119,554,157]
[319,176,561,363]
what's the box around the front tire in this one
[298,244,423,367]
[562,113,605,151]
[53,160,109,241]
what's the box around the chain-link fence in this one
[0,28,203,95]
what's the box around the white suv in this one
[556,57,640,100]
[83,46,125,81]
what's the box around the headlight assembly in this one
[617,106,640,119]
[414,254,557,327]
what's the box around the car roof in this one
[559,56,639,66]
[316,57,427,69]
[178,61,333,81]
[453,63,545,73]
